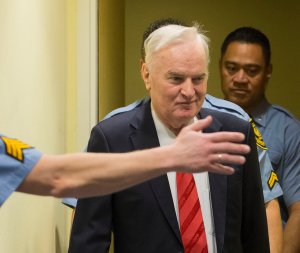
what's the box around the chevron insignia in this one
[249,118,267,150]
[268,171,279,190]
[1,136,33,162]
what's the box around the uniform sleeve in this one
[0,135,42,206]
[281,121,300,207]
[257,147,283,202]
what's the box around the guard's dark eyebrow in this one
[224,61,262,68]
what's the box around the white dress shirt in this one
[151,106,217,253]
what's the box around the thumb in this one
[185,116,213,133]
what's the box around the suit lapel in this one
[149,177,183,244]
[129,102,183,245]
[199,109,227,252]
[208,174,227,252]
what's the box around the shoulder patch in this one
[249,118,267,150]
[1,136,33,162]
[268,170,279,190]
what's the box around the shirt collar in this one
[251,97,271,128]
[150,102,196,146]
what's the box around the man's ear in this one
[139,58,144,68]
[141,63,151,91]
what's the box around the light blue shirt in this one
[0,135,42,206]
[62,94,283,207]
[252,98,300,222]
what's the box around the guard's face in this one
[220,42,272,113]
[141,40,208,133]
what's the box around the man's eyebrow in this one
[224,61,261,68]
[193,73,207,78]
[224,60,238,65]
[166,71,207,77]
[166,71,184,76]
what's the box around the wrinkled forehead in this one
[222,42,265,63]
[148,45,209,78]
[148,42,209,78]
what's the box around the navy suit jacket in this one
[68,101,269,253]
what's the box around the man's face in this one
[220,42,272,113]
[141,40,208,133]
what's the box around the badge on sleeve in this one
[1,136,33,162]
[268,170,279,190]
[249,118,268,150]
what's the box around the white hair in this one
[144,23,210,67]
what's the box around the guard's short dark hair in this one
[221,27,271,66]
[141,18,187,61]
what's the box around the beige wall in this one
[0,0,100,251]
[0,1,74,252]
[124,0,300,119]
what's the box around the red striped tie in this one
[177,173,208,253]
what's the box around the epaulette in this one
[272,104,297,119]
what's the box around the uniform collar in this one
[251,97,271,128]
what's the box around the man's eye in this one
[245,68,260,77]
[169,76,183,83]
[192,77,204,84]
[226,65,238,74]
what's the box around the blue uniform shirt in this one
[252,98,300,222]
[62,94,283,207]
[0,135,42,206]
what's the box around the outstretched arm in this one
[283,201,300,253]
[17,116,250,198]
[265,199,283,253]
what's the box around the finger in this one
[216,153,223,164]
[214,153,246,165]
[209,163,235,175]
[185,116,213,132]
[205,131,246,143]
[211,142,251,155]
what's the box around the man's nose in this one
[181,80,195,97]
[233,69,248,83]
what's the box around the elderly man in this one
[68,23,269,253]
